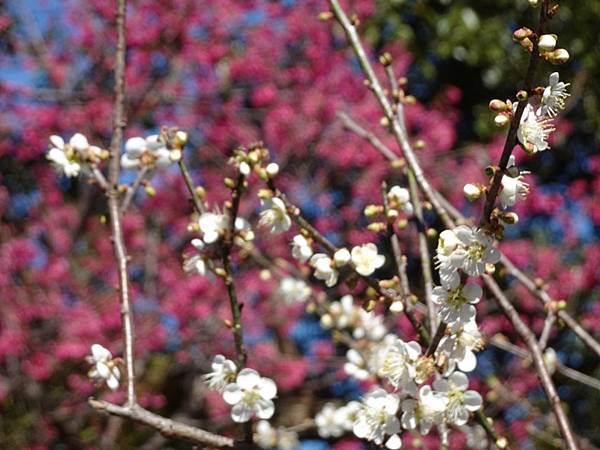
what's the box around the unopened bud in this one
[174,130,188,147]
[386,209,399,220]
[513,27,533,41]
[496,437,508,449]
[502,212,519,224]
[516,90,528,101]
[333,248,351,267]
[170,149,182,162]
[549,48,570,65]
[195,186,206,199]
[239,161,251,176]
[414,139,426,150]
[367,222,386,233]
[380,116,390,127]
[379,52,393,66]
[391,158,406,169]
[463,183,482,201]
[528,0,540,6]
[224,177,236,188]
[494,113,510,127]
[265,162,279,177]
[489,99,508,112]
[318,11,333,21]
[404,95,416,105]
[538,34,557,52]
[364,204,383,217]
[389,301,404,313]
[144,185,156,197]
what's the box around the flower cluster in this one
[47,134,106,177]
[121,134,181,170]
[86,344,120,391]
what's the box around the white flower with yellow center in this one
[541,72,570,117]
[47,133,95,177]
[254,420,299,450]
[315,403,346,438]
[379,337,421,389]
[259,197,291,234]
[310,253,338,287]
[432,283,482,326]
[121,135,175,170]
[351,243,385,276]
[202,354,237,392]
[387,185,413,214]
[87,344,120,391]
[437,319,483,373]
[401,385,448,435]
[291,234,313,263]
[437,226,500,278]
[517,103,555,154]
[223,368,277,423]
[277,277,311,304]
[353,388,402,449]
[433,372,482,426]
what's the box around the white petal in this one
[120,154,141,170]
[256,399,275,419]
[258,377,277,400]
[386,434,402,450]
[449,371,469,390]
[236,368,260,390]
[91,344,111,362]
[50,135,64,149]
[125,137,147,157]
[458,350,477,372]
[96,362,111,379]
[462,284,482,302]
[231,403,252,423]
[464,390,483,411]
[69,133,89,151]
[222,384,242,405]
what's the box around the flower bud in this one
[516,90,528,101]
[389,301,404,313]
[195,186,206,199]
[265,162,279,177]
[239,161,251,176]
[488,99,508,112]
[513,27,533,41]
[538,34,557,52]
[549,48,570,65]
[174,130,188,147]
[378,52,393,66]
[494,113,510,127]
[528,0,540,5]
[364,204,383,217]
[333,248,351,267]
[169,149,182,162]
[144,185,156,197]
[318,11,333,21]
[463,183,482,201]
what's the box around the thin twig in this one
[107,0,136,407]
[407,170,436,335]
[484,276,579,450]
[120,167,149,213]
[539,312,557,351]
[89,399,234,447]
[178,159,206,213]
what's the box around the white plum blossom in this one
[320,295,387,342]
[432,282,482,327]
[277,277,311,304]
[433,372,482,426]
[351,243,385,276]
[387,185,414,214]
[437,226,500,278]
[315,403,346,438]
[354,309,387,342]
[461,424,489,449]
[121,134,178,170]
[500,155,530,209]
[379,338,421,389]
[437,319,483,374]
[259,197,291,234]
[540,72,570,117]
[344,348,371,381]
[183,238,208,276]
[202,354,237,392]
[353,388,402,449]
[401,385,448,435]
[333,248,351,267]
[291,234,313,263]
[87,344,120,391]
[47,133,102,177]
[198,211,251,244]
[254,420,299,450]
[223,368,277,423]
[310,253,338,287]
[517,103,554,154]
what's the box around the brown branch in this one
[178,158,206,214]
[120,167,149,213]
[484,276,579,450]
[481,2,549,225]
[107,0,136,407]
[89,399,234,447]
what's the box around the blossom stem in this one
[120,166,149,213]
[89,399,234,447]
[484,275,579,450]
[107,0,136,407]
[407,170,436,335]
[222,173,248,369]
[380,181,411,303]
[481,1,549,226]
[178,158,206,214]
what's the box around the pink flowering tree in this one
[1,0,599,448]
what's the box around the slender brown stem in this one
[484,276,579,450]
[89,399,234,447]
[481,2,549,226]
[107,0,136,407]
[407,170,436,334]
[120,166,149,213]
[178,159,206,214]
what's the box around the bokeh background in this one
[1,0,599,448]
